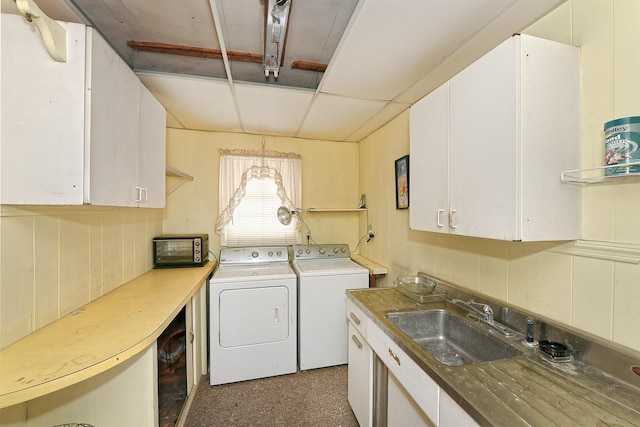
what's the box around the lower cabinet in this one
[347,299,479,427]
[348,322,373,427]
[387,372,434,427]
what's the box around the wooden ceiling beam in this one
[127,41,328,72]
[127,41,263,64]
[291,60,327,73]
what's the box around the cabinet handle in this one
[133,186,143,202]
[274,307,280,322]
[141,187,148,203]
[189,330,194,344]
[388,348,401,365]
[449,209,457,229]
[437,209,445,227]
[349,312,361,325]
[351,334,363,349]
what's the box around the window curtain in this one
[215,148,302,234]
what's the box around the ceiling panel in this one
[396,0,567,104]
[298,94,386,141]
[138,72,241,132]
[234,83,314,136]
[348,101,411,142]
[320,0,513,101]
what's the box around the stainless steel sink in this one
[386,309,521,366]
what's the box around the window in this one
[216,149,301,247]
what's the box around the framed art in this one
[395,155,409,209]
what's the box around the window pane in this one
[225,177,298,247]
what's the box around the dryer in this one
[209,247,297,385]
[291,244,369,370]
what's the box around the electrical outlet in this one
[367,225,375,239]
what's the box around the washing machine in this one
[209,246,297,385]
[291,244,369,370]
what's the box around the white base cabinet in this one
[346,299,479,427]
[348,321,373,427]
[1,14,166,208]
[387,372,434,427]
[410,34,581,241]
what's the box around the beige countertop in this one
[348,287,640,426]
[0,261,215,409]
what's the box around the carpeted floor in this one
[184,365,359,427]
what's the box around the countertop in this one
[348,287,640,426]
[0,261,215,409]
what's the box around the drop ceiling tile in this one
[396,0,566,105]
[298,94,386,141]
[234,83,314,137]
[347,102,411,142]
[321,0,514,101]
[137,72,241,132]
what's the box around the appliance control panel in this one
[219,246,289,265]
[293,244,350,260]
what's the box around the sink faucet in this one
[451,299,493,324]
[450,299,515,338]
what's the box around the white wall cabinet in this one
[1,14,166,208]
[1,14,86,204]
[410,34,581,241]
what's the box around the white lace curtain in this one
[215,148,302,234]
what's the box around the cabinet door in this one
[138,84,166,208]
[85,28,140,207]
[1,15,86,204]
[387,372,434,427]
[348,323,373,427]
[367,321,440,422]
[409,83,450,233]
[448,37,519,239]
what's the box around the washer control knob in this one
[277,251,282,256]
[333,248,339,253]
[341,247,347,253]
[268,251,274,257]
[251,251,259,258]
[297,249,303,255]
[319,247,326,254]
[305,249,311,254]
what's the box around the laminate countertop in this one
[348,287,640,426]
[0,261,215,409]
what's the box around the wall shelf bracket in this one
[16,0,67,62]
[166,165,194,195]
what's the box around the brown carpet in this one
[185,365,359,427]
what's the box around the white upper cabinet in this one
[410,34,582,241]
[138,84,167,209]
[1,14,86,204]
[1,14,166,208]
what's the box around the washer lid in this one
[212,263,295,282]
[293,259,368,276]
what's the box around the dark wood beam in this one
[127,41,328,72]
[291,60,327,73]
[127,41,263,64]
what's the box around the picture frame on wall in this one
[395,155,409,209]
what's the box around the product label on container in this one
[604,117,640,175]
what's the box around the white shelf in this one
[561,163,640,184]
[306,208,367,212]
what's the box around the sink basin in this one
[386,309,521,366]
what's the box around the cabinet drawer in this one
[367,322,439,422]
[346,298,368,337]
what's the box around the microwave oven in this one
[153,234,209,268]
